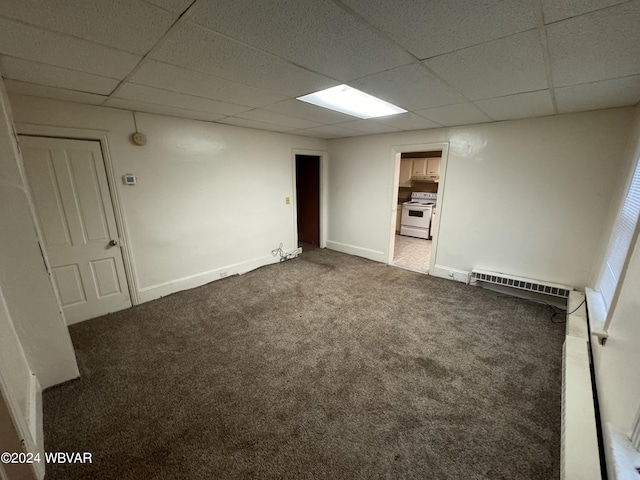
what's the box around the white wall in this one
[9,95,326,304]
[327,108,634,288]
[0,84,78,390]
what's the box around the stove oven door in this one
[401,205,431,228]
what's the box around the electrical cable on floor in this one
[271,243,296,262]
[548,298,586,324]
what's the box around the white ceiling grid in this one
[0,0,638,139]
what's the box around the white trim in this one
[14,123,140,306]
[0,361,42,480]
[430,264,471,284]
[137,252,299,303]
[604,423,640,480]
[386,142,450,274]
[585,287,608,342]
[325,240,385,262]
[292,149,328,249]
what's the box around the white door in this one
[19,136,131,324]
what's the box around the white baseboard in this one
[137,252,299,303]
[325,240,385,263]
[430,264,471,283]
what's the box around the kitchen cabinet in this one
[427,158,440,177]
[411,158,427,177]
[395,205,402,233]
[399,159,412,187]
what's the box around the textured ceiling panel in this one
[541,0,628,24]
[373,112,441,131]
[189,0,413,81]
[130,61,287,107]
[0,56,119,95]
[263,99,356,124]
[292,124,363,139]
[337,119,402,134]
[475,90,555,121]
[234,109,322,130]
[340,0,537,59]
[1,0,638,136]
[5,80,108,105]
[352,64,465,110]
[217,116,293,133]
[115,83,252,116]
[150,22,337,96]
[547,2,640,87]
[0,18,141,78]
[0,0,176,55]
[144,0,194,14]
[104,97,226,122]
[555,75,640,113]
[416,103,493,126]
[425,30,548,101]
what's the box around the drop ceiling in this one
[0,0,639,139]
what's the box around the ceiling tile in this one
[0,18,141,78]
[340,0,537,59]
[475,90,555,121]
[235,109,322,130]
[4,80,108,105]
[425,30,548,101]
[150,22,337,97]
[541,0,628,24]
[555,75,640,113]
[291,125,363,139]
[336,119,402,135]
[0,0,176,55]
[263,99,356,124]
[105,97,226,122]
[546,2,640,87]
[143,0,193,14]
[0,56,119,95]
[115,83,252,116]
[374,112,441,131]
[416,103,493,127]
[352,64,466,110]
[189,0,413,81]
[217,117,293,133]
[130,60,288,108]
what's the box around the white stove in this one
[400,192,437,239]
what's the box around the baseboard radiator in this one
[470,269,571,298]
[561,292,602,480]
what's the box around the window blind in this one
[598,156,640,310]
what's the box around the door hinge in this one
[12,125,21,154]
[37,241,49,274]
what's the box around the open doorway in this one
[295,154,321,249]
[391,150,442,274]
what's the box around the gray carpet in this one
[43,247,564,479]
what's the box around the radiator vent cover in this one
[471,269,571,298]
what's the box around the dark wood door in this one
[296,155,320,247]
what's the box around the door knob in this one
[109,240,118,246]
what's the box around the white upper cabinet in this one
[399,159,413,187]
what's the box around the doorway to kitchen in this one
[295,154,321,248]
[390,147,445,274]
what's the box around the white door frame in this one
[15,124,139,307]
[387,142,450,274]
[291,149,328,249]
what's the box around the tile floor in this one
[392,234,432,273]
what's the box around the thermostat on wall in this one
[123,174,137,185]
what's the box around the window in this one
[597,155,640,311]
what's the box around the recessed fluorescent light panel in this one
[297,84,407,119]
